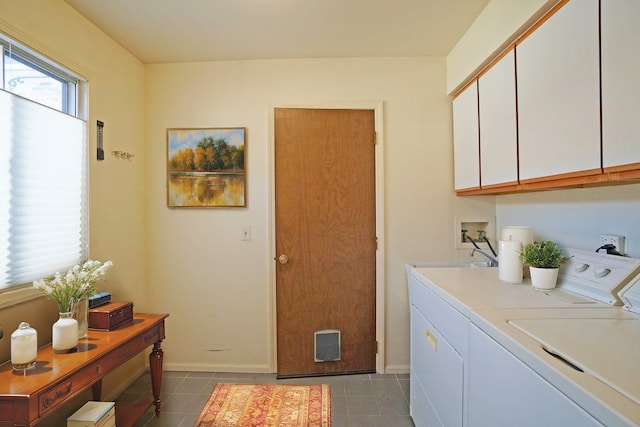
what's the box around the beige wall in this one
[145,58,495,373]
[0,0,146,423]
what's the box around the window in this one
[0,34,88,301]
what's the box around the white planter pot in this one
[529,267,559,290]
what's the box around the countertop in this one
[408,266,640,427]
[409,266,612,315]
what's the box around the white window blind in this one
[0,89,88,289]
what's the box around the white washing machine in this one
[408,249,640,427]
[467,252,640,426]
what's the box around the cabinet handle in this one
[42,381,73,408]
[425,327,437,351]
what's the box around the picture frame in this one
[167,127,246,208]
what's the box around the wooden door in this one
[274,108,376,377]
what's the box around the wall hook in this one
[111,150,135,160]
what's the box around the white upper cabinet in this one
[601,0,640,170]
[453,81,479,190]
[516,0,600,181]
[478,49,518,187]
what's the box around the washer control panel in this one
[557,249,640,305]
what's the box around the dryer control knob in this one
[594,267,611,277]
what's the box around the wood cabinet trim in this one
[604,163,640,174]
[457,168,640,196]
[519,168,603,185]
[481,180,519,190]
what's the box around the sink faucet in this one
[463,231,499,266]
[471,248,499,267]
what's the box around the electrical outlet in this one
[600,234,625,254]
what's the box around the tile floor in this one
[121,371,415,427]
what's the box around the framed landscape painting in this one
[167,127,246,207]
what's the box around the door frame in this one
[268,101,386,374]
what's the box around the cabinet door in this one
[453,81,480,190]
[467,324,602,427]
[411,306,463,427]
[517,0,600,181]
[601,0,640,170]
[478,49,518,187]
[410,374,444,427]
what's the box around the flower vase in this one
[52,312,78,352]
[73,298,89,338]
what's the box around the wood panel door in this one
[274,108,376,377]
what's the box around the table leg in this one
[92,378,102,401]
[149,341,164,415]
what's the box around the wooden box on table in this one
[88,301,134,331]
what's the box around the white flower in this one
[33,260,113,312]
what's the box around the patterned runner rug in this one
[195,383,331,426]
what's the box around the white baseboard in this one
[164,362,273,373]
[382,364,409,375]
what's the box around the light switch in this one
[241,226,251,241]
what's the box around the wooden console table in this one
[0,313,168,427]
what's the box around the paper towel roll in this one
[499,240,523,284]
[501,226,533,245]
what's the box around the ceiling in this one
[64,0,490,64]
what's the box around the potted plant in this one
[521,241,569,289]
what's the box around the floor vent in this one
[314,329,341,362]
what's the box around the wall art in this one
[167,127,246,207]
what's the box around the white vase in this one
[52,312,79,352]
[72,298,89,339]
[529,267,559,290]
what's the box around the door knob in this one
[278,254,289,264]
